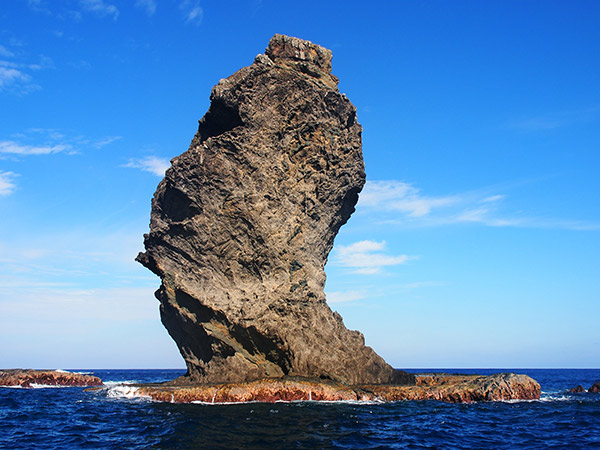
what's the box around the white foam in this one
[187,398,384,406]
[539,394,572,402]
[103,380,137,387]
[106,384,150,400]
[29,383,69,389]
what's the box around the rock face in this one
[0,369,103,388]
[589,382,600,393]
[137,34,413,386]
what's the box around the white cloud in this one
[0,171,18,196]
[399,281,446,289]
[0,130,120,158]
[93,136,122,148]
[507,107,599,131]
[180,0,203,25]
[0,67,35,92]
[0,140,70,155]
[27,0,51,13]
[334,240,410,274]
[124,156,170,176]
[358,179,600,231]
[481,194,505,203]
[326,290,367,304]
[359,180,458,217]
[0,45,14,58]
[79,0,119,21]
[135,0,157,16]
[0,45,52,93]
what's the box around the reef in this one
[0,369,103,388]
[133,373,540,404]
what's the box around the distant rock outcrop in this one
[0,369,103,388]
[137,34,414,386]
[589,382,600,393]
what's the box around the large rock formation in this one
[137,34,413,386]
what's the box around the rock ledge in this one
[134,373,540,404]
[0,369,103,388]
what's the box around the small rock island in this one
[136,34,540,403]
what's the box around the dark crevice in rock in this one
[197,98,244,143]
[230,324,292,375]
[160,184,202,223]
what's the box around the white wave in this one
[190,400,262,405]
[103,380,137,387]
[54,369,70,373]
[106,384,150,400]
[29,383,69,389]
[1,383,69,389]
[539,394,573,402]
[187,398,385,406]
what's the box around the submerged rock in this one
[137,34,413,386]
[0,369,103,388]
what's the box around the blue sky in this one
[1,0,598,369]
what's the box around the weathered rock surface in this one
[0,369,103,388]
[133,373,540,404]
[137,34,413,386]
[570,384,586,393]
[589,382,600,393]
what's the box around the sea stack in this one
[137,34,414,386]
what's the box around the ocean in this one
[1,369,598,449]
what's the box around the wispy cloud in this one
[79,0,119,21]
[0,42,53,93]
[359,180,458,217]
[333,240,411,274]
[0,129,121,158]
[326,290,367,304]
[507,107,599,131]
[0,171,18,196]
[0,67,35,92]
[124,156,170,176]
[180,0,203,25]
[0,45,14,58]
[135,0,157,16]
[26,0,52,14]
[0,140,71,155]
[358,180,600,231]
[93,136,122,149]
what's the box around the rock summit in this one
[137,34,414,386]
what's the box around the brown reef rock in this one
[135,373,540,404]
[589,382,600,393]
[0,369,103,388]
[137,34,413,386]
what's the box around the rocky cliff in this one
[137,34,414,386]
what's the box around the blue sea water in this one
[1,369,599,449]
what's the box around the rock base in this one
[134,372,540,404]
[0,369,103,388]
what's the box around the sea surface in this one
[1,368,599,449]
